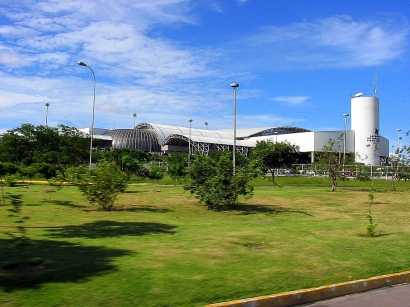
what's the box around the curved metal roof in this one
[217,126,312,138]
[163,134,255,147]
[135,123,312,148]
[136,122,237,145]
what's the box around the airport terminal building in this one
[86,95,389,166]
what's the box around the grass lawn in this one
[1,178,410,306]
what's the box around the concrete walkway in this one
[299,283,410,307]
[205,271,410,307]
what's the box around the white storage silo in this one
[350,95,380,166]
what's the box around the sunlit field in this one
[1,178,410,306]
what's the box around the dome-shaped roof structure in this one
[103,123,313,155]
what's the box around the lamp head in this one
[343,113,349,117]
[78,61,87,67]
[230,83,239,88]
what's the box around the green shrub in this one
[4,176,16,187]
[64,162,128,211]
[185,152,256,210]
[147,164,165,180]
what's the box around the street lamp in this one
[343,113,349,166]
[338,139,342,165]
[45,102,50,127]
[133,113,137,128]
[132,113,138,149]
[397,128,402,153]
[188,119,193,162]
[205,122,208,130]
[397,128,402,171]
[230,83,239,174]
[78,61,96,170]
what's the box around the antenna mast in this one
[373,72,378,97]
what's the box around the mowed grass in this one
[1,180,410,307]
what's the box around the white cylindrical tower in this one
[351,96,380,166]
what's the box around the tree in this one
[121,154,141,180]
[147,163,165,180]
[0,124,90,170]
[166,152,187,184]
[64,162,128,211]
[0,163,19,205]
[251,140,300,182]
[0,163,18,183]
[184,152,256,210]
[57,125,91,167]
[314,138,355,191]
[389,144,410,191]
[18,164,40,182]
[97,148,150,180]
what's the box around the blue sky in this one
[0,0,409,149]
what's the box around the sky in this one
[0,0,409,149]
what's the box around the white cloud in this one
[272,96,309,105]
[99,103,120,113]
[0,51,31,67]
[237,15,409,69]
[0,1,408,133]
[0,91,48,108]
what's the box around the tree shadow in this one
[43,199,87,209]
[0,239,131,292]
[233,203,312,216]
[357,233,390,238]
[124,190,147,194]
[45,220,177,239]
[113,206,172,213]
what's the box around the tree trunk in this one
[331,176,337,191]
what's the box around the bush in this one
[184,152,256,210]
[64,162,128,211]
[147,164,165,180]
[4,176,17,187]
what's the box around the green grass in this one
[1,181,410,307]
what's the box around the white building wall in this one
[251,132,315,152]
[250,131,355,154]
[351,96,380,166]
[313,131,354,153]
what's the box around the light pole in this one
[132,113,137,149]
[230,83,239,174]
[78,61,96,170]
[45,102,50,127]
[205,122,208,130]
[338,139,342,165]
[133,113,137,128]
[274,131,278,143]
[397,128,402,171]
[188,119,193,162]
[343,113,349,166]
[397,128,402,153]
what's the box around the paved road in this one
[299,283,410,307]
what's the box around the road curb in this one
[204,271,410,307]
